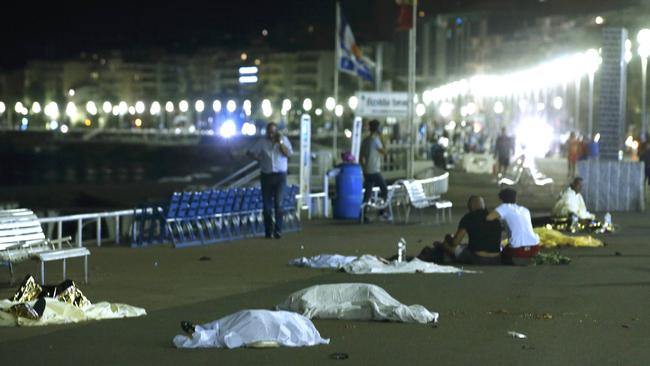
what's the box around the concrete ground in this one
[1,172,649,365]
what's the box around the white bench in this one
[0,209,89,284]
[398,180,453,224]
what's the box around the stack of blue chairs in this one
[131,185,301,248]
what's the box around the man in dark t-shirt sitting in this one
[418,195,502,265]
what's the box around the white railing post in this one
[96,218,102,247]
[77,219,83,247]
[115,216,120,244]
[57,221,63,248]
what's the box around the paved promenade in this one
[1,172,649,365]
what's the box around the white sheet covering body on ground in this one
[342,255,468,274]
[288,254,358,269]
[277,283,439,324]
[173,309,330,349]
[0,298,146,326]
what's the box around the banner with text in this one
[355,92,408,118]
[351,117,363,163]
[299,114,312,216]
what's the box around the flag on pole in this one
[337,10,374,82]
[396,0,415,31]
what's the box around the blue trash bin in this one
[333,163,363,219]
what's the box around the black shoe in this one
[273,232,282,239]
[180,320,195,334]
[33,297,46,318]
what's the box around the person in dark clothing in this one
[495,127,514,175]
[418,195,502,265]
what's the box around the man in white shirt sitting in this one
[552,177,595,220]
[487,188,540,265]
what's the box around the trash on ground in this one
[508,331,527,339]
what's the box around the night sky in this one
[0,0,636,69]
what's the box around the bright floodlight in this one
[128,106,136,115]
[44,102,60,119]
[112,106,119,116]
[302,98,313,112]
[165,101,174,113]
[68,89,75,97]
[226,100,237,113]
[220,119,237,138]
[179,100,189,113]
[241,122,257,136]
[0,101,5,114]
[261,99,273,118]
[493,101,504,114]
[514,118,554,158]
[334,104,344,117]
[66,102,77,119]
[135,101,145,114]
[594,16,604,25]
[118,101,128,115]
[315,108,323,116]
[86,101,98,116]
[150,101,161,115]
[243,100,252,116]
[553,96,564,110]
[14,102,24,114]
[212,100,222,112]
[638,29,650,58]
[195,100,205,113]
[344,129,352,138]
[325,97,336,111]
[31,102,42,114]
[439,102,454,118]
[585,48,601,74]
[60,124,69,134]
[416,103,426,117]
[348,96,358,111]
[102,101,112,114]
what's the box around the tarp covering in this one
[0,298,146,327]
[173,310,329,349]
[276,283,438,324]
[342,255,468,274]
[288,254,358,269]
[534,227,604,248]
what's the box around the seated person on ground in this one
[487,188,540,265]
[418,195,502,265]
[552,177,595,220]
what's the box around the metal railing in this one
[213,161,259,189]
[38,209,137,248]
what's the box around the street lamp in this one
[261,99,273,118]
[325,97,336,111]
[348,96,358,111]
[86,101,98,116]
[493,101,504,114]
[44,102,59,120]
[195,100,205,113]
[31,102,42,114]
[179,100,189,113]
[150,101,161,115]
[226,100,236,113]
[637,29,650,141]
[334,104,344,117]
[415,103,426,117]
[302,98,312,112]
[585,48,601,138]
[165,101,175,113]
[135,101,145,114]
[243,100,252,116]
[0,101,5,114]
[65,102,77,120]
[212,100,221,113]
[102,101,112,114]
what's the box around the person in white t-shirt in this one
[486,188,540,265]
[552,177,595,220]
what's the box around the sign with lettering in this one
[355,92,408,117]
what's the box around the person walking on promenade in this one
[246,122,293,239]
[359,120,388,221]
[495,127,514,176]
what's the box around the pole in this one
[333,2,341,159]
[407,0,417,178]
[587,72,595,138]
[574,77,581,133]
[375,43,383,91]
[642,57,648,142]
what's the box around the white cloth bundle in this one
[342,255,467,274]
[173,309,330,349]
[276,283,438,324]
[288,254,358,269]
[0,298,146,327]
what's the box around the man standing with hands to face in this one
[247,122,293,239]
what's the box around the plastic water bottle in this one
[570,215,579,232]
[397,238,406,263]
[604,213,612,227]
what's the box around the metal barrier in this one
[37,209,137,248]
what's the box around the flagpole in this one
[333,1,341,160]
[407,0,418,178]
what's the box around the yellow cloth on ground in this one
[0,298,146,327]
[534,227,603,248]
